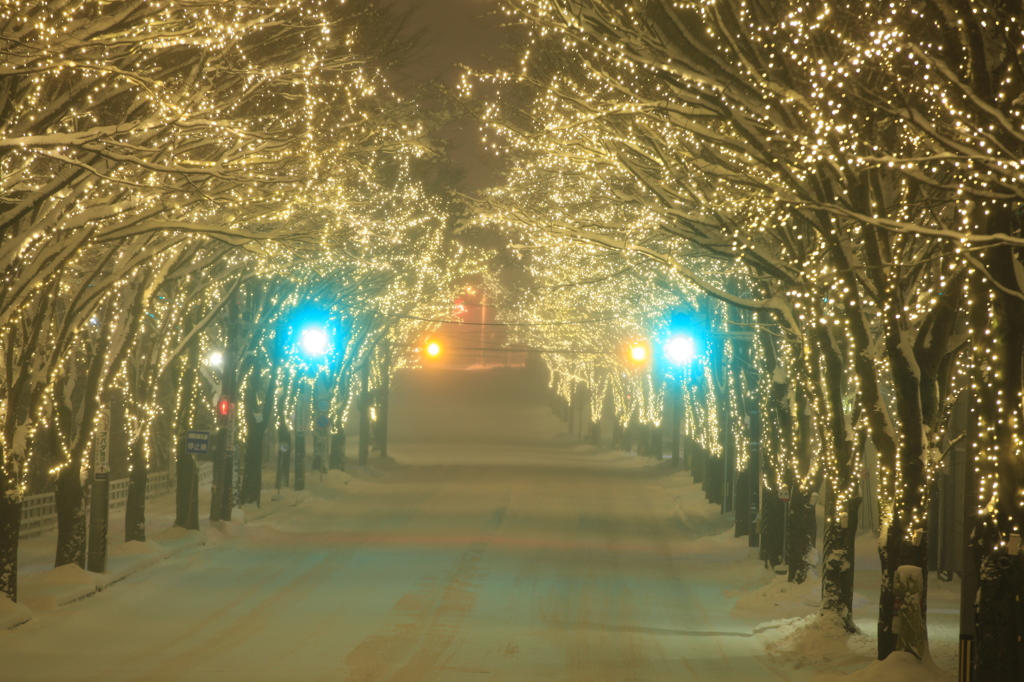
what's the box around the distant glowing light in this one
[665,334,696,365]
[300,327,329,357]
[426,341,441,357]
[208,351,224,367]
[630,344,647,362]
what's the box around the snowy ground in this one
[2,367,958,681]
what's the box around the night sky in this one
[390,0,510,188]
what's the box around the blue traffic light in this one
[659,311,703,374]
[284,304,344,372]
[299,325,330,358]
[664,333,697,366]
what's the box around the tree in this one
[0,0,438,602]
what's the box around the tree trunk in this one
[329,423,346,471]
[376,351,390,458]
[787,485,817,584]
[358,361,371,467]
[210,298,239,522]
[174,450,200,531]
[276,422,292,489]
[971,228,1024,677]
[0,486,21,601]
[53,462,87,567]
[240,380,269,507]
[974,516,1024,679]
[294,427,306,492]
[567,394,575,434]
[637,423,650,458]
[240,415,265,506]
[746,412,761,548]
[623,413,636,453]
[174,320,201,531]
[124,441,147,543]
[878,515,901,657]
[759,490,785,568]
[821,496,861,631]
[691,442,705,485]
[671,383,681,469]
[735,469,750,538]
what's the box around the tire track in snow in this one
[340,497,507,682]
[128,545,358,681]
[118,478,453,682]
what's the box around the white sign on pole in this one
[95,409,111,480]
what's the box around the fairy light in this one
[0,1,467,591]
[460,1,1024,647]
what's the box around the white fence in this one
[19,463,213,538]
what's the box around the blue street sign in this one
[186,430,210,454]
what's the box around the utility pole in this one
[312,374,332,474]
[748,410,761,548]
[376,344,391,458]
[210,295,238,522]
[671,381,681,469]
[294,380,308,491]
[86,408,111,573]
[959,390,978,682]
[358,358,371,466]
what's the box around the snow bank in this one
[735,572,821,618]
[819,652,955,682]
[765,612,953,681]
[0,593,32,630]
[19,563,99,611]
[767,611,872,670]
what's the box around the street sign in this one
[94,409,110,480]
[316,415,330,430]
[187,430,210,455]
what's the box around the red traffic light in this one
[217,396,233,417]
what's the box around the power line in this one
[395,313,629,327]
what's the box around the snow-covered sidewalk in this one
[2,466,369,631]
[656,465,958,681]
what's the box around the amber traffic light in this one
[424,339,442,359]
[623,339,651,367]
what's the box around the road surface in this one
[4,368,791,681]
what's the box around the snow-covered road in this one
[6,443,792,682]
[2,367,958,681]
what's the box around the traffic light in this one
[659,311,703,375]
[217,395,233,417]
[622,339,651,368]
[299,325,329,358]
[664,333,697,366]
[284,305,343,373]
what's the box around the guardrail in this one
[19,462,213,538]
